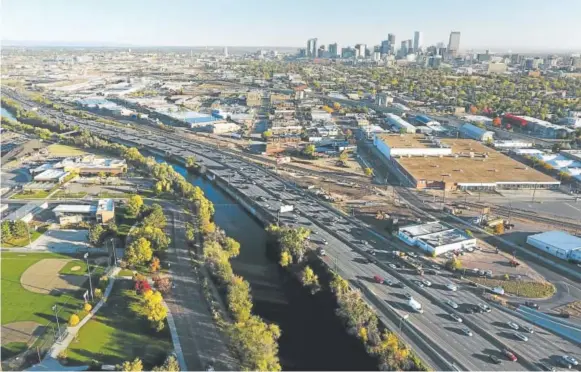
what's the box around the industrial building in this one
[33,169,70,183]
[385,113,416,133]
[526,231,581,263]
[53,156,127,175]
[398,221,476,256]
[373,134,559,190]
[503,114,575,139]
[459,123,494,142]
[414,115,440,126]
[52,199,115,225]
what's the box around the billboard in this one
[276,156,291,165]
[279,205,294,213]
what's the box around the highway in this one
[4,89,581,371]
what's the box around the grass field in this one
[116,269,135,277]
[116,206,137,242]
[66,280,172,368]
[51,191,88,199]
[10,190,50,199]
[1,342,28,360]
[1,227,47,248]
[46,144,88,156]
[473,278,556,298]
[58,260,105,277]
[1,252,85,325]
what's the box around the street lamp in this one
[52,305,61,341]
[84,252,94,302]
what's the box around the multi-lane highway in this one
[4,89,581,371]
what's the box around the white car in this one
[513,332,528,342]
[446,283,458,291]
[461,327,473,337]
[449,313,463,323]
[389,264,397,269]
[386,279,394,286]
[421,279,432,287]
[446,300,459,309]
[522,325,534,334]
[562,356,578,366]
[478,303,491,313]
[507,321,519,330]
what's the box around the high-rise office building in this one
[380,40,390,55]
[388,33,396,53]
[400,41,408,56]
[448,31,461,56]
[355,44,366,58]
[407,40,413,53]
[413,31,423,53]
[306,38,318,58]
[328,43,338,58]
[223,46,228,57]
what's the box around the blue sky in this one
[2,0,581,51]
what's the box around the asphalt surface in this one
[4,89,581,371]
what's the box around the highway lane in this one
[5,90,579,370]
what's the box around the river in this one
[1,107,17,121]
[162,158,377,371]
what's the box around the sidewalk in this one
[27,267,120,371]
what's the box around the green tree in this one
[364,167,374,177]
[121,358,143,372]
[186,156,197,169]
[223,237,241,257]
[126,237,153,266]
[127,195,144,217]
[303,144,316,157]
[339,150,348,162]
[143,204,167,229]
[228,275,253,323]
[11,220,28,238]
[1,221,12,242]
[98,171,106,184]
[445,257,462,271]
[262,130,273,140]
[88,223,105,247]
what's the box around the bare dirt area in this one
[555,301,581,318]
[1,321,44,346]
[20,259,86,294]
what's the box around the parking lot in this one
[30,229,90,253]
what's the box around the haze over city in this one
[2,0,581,52]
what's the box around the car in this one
[513,332,528,341]
[317,248,326,256]
[408,252,418,258]
[446,283,458,291]
[524,301,540,310]
[507,321,519,330]
[386,279,394,286]
[395,264,402,268]
[558,358,573,369]
[404,292,413,299]
[361,240,369,246]
[488,355,502,365]
[367,249,376,256]
[449,313,463,323]
[522,325,534,334]
[474,306,484,313]
[321,239,328,245]
[446,300,459,309]
[416,280,425,288]
[431,264,440,270]
[461,327,473,336]
[562,356,578,366]
[503,349,518,362]
[478,303,491,312]
[374,275,384,284]
[421,279,432,287]
[389,264,397,269]
[366,258,377,264]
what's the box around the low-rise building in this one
[34,169,69,183]
[54,156,127,175]
[459,123,494,142]
[397,221,476,256]
[4,202,48,223]
[52,199,114,225]
[385,113,416,133]
[526,231,581,262]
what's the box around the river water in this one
[162,159,377,371]
[1,107,17,121]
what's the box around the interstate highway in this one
[4,90,580,371]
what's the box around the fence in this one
[1,322,57,371]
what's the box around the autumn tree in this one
[279,250,292,267]
[494,223,505,235]
[69,314,80,326]
[126,237,153,266]
[339,150,348,162]
[186,156,197,169]
[152,355,180,372]
[223,237,241,258]
[364,167,374,177]
[127,194,144,217]
[262,130,273,140]
[228,275,253,323]
[141,290,168,331]
[445,257,462,271]
[150,257,161,272]
[153,275,172,294]
[229,315,281,371]
[303,144,316,157]
[301,266,320,293]
[1,221,12,242]
[121,358,143,372]
[11,220,28,238]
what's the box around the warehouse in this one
[5,202,48,223]
[414,115,440,126]
[398,221,476,256]
[33,169,70,183]
[373,134,559,191]
[52,199,115,225]
[526,231,581,262]
[459,123,494,142]
[385,113,416,134]
[53,156,127,175]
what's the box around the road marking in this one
[565,203,581,213]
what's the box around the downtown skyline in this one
[2,0,581,52]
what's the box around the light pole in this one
[399,313,409,331]
[27,226,32,250]
[52,305,61,341]
[84,253,94,302]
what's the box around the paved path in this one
[164,209,238,371]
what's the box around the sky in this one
[2,0,581,51]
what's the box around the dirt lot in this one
[1,321,44,346]
[20,258,86,294]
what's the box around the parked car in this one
[507,321,519,330]
[446,300,459,309]
[461,327,473,336]
[562,356,578,366]
[374,275,384,284]
[503,349,518,362]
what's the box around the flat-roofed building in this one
[54,156,127,175]
[526,231,581,261]
[96,199,115,223]
[398,221,476,256]
[33,169,69,183]
[385,113,416,133]
[373,134,559,191]
[52,199,114,225]
[4,202,48,223]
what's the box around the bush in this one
[94,288,103,300]
[69,314,80,326]
[58,349,68,360]
[83,303,93,312]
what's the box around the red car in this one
[503,349,517,362]
[374,275,384,284]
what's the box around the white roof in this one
[52,204,97,214]
[527,231,581,252]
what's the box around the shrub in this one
[94,288,103,299]
[83,303,92,312]
[69,314,80,326]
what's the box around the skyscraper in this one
[223,46,228,57]
[380,40,390,55]
[448,31,461,56]
[388,33,396,53]
[355,44,366,59]
[407,40,413,53]
[413,31,423,53]
[306,38,318,58]
[328,43,338,58]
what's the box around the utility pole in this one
[84,253,94,302]
[52,305,61,341]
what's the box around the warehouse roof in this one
[399,221,452,238]
[52,204,97,214]
[5,202,47,221]
[34,169,69,180]
[527,231,581,253]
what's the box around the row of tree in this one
[1,220,29,242]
